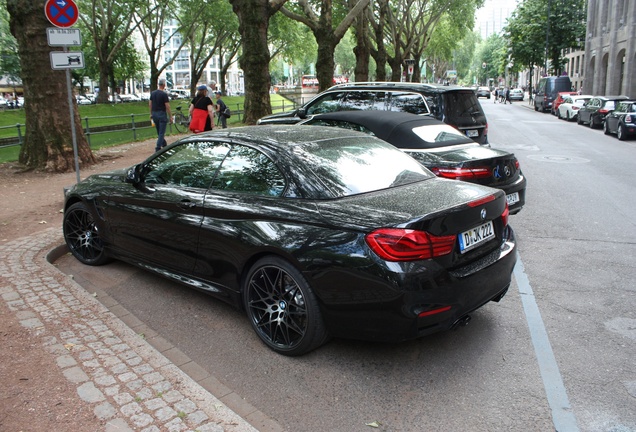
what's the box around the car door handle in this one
[178,200,197,209]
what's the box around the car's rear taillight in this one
[467,194,496,207]
[431,167,491,180]
[366,228,456,261]
[502,203,510,227]
[573,106,580,111]
[626,114,633,122]
[599,109,610,114]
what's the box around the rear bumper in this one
[316,227,517,342]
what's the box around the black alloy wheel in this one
[244,257,329,356]
[63,202,110,266]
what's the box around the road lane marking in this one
[514,254,580,432]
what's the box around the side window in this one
[144,141,230,189]
[211,145,286,196]
[306,92,346,115]
[390,92,430,115]
[339,92,378,110]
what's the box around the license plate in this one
[466,129,479,137]
[506,192,519,206]
[458,221,495,254]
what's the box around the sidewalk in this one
[0,227,260,432]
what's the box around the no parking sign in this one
[44,0,79,28]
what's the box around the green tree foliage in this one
[474,34,507,86]
[78,0,153,103]
[505,0,586,77]
[0,0,21,87]
[279,0,370,91]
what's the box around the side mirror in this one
[298,108,307,119]
[125,164,142,184]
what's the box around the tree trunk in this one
[352,11,370,82]
[230,0,279,124]
[7,0,95,172]
[315,27,338,92]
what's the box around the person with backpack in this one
[214,91,228,129]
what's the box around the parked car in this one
[534,76,572,112]
[63,126,516,356]
[603,100,636,140]
[577,96,629,128]
[119,94,142,102]
[509,88,524,101]
[551,91,577,115]
[76,95,92,105]
[557,95,592,121]
[258,81,490,145]
[476,86,491,99]
[299,111,526,214]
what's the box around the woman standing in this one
[188,85,215,133]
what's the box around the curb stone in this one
[0,227,259,432]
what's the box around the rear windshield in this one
[295,137,434,198]
[444,91,485,119]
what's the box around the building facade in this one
[584,0,635,97]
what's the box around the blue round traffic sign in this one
[44,0,79,28]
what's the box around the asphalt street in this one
[56,97,636,432]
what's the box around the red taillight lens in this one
[626,114,633,122]
[365,228,456,261]
[599,109,609,114]
[431,166,491,180]
[468,194,496,207]
[573,106,580,111]
[502,203,510,227]
[514,159,520,170]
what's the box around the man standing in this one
[149,78,172,152]
[214,91,228,129]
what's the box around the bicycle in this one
[172,105,190,133]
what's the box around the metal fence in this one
[0,99,299,150]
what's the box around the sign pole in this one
[64,47,80,183]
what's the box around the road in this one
[57,99,636,432]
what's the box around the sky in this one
[474,0,521,39]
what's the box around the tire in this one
[577,114,583,125]
[243,256,329,356]
[589,116,596,129]
[63,202,111,266]
[566,111,571,121]
[172,112,189,133]
[557,109,562,119]
[534,103,539,112]
[603,121,611,135]
[617,124,626,141]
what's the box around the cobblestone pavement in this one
[0,227,258,432]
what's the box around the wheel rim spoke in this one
[248,266,308,349]
[65,208,103,261]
